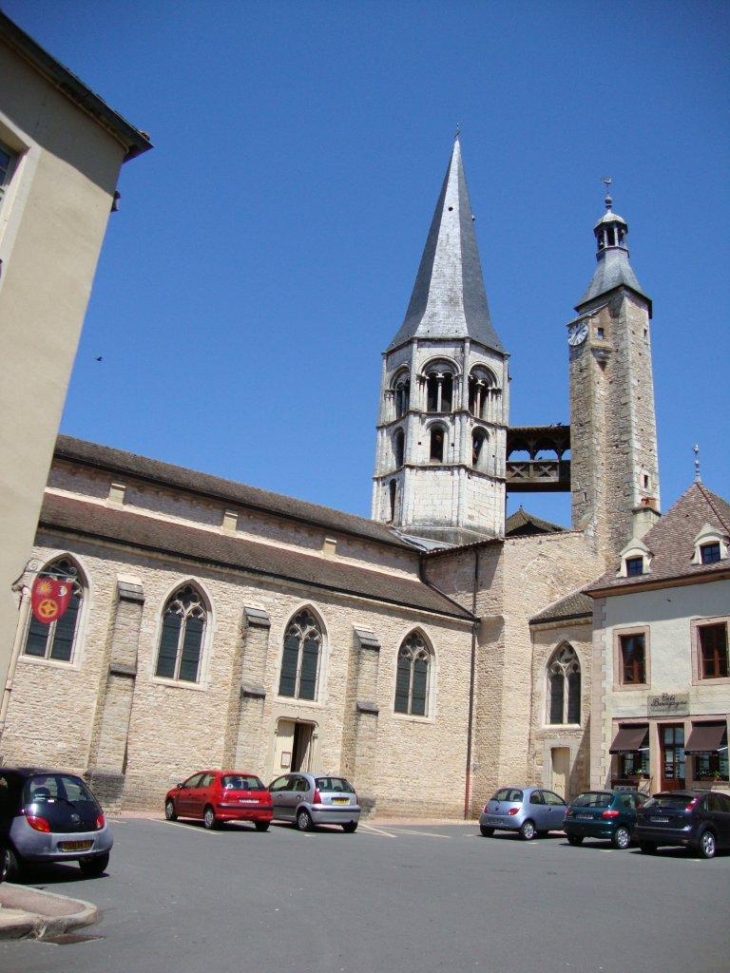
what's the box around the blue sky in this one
[6,0,729,523]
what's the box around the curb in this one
[0,884,98,940]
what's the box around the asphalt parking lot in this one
[1,816,728,973]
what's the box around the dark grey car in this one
[479,785,568,840]
[635,789,730,859]
[0,767,113,880]
[269,773,360,832]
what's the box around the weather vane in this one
[693,443,702,482]
[601,176,613,209]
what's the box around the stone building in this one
[0,13,151,704]
[1,137,687,818]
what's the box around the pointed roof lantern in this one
[387,137,505,353]
[577,188,651,316]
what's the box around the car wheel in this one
[296,808,313,832]
[567,834,583,846]
[519,820,536,841]
[203,806,218,830]
[0,846,20,883]
[612,826,631,850]
[254,821,270,832]
[79,853,109,878]
[342,821,358,833]
[639,841,656,854]
[165,799,177,822]
[697,830,717,860]
[479,826,495,837]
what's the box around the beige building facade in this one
[0,13,150,710]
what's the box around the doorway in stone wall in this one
[551,747,571,799]
[273,719,315,775]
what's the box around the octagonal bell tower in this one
[371,138,509,545]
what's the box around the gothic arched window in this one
[547,644,581,725]
[279,609,322,700]
[156,583,207,682]
[395,631,431,716]
[23,557,84,663]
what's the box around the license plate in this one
[332,798,349,805]
[238,799,258,804]
[577,814,593,821]
[59,840,93,852]
[651,817,669,823]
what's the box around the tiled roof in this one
[55,436,414,552]
[38,493,474,621]
[531,589,593,624]
[505,506,565,536]
[586,482,730,594]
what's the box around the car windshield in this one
[222,775,265,791]
[572,792,612,808]
[23,774,97,805]
[315,777,355,793]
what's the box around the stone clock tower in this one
[569,192,660,561]
[371,138,509,544]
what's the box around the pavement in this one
[0,813,474,939]
[0,883,98,940]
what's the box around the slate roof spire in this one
[387,137,505,353]
[577,190,652,314]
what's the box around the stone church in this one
[0,138,665,817]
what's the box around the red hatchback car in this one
[164,770,273,831]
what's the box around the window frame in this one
[545,643,581,726]
[0,137,19,210]
[21,557,85,667]
[278,608,324,702]
[613,626,650,689]
[154,582,209,686]
[394,631,434,719]
[690,616,730,685]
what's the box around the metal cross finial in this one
[601,176,613,210]
[693,443,702,482]
[454,123,461,142]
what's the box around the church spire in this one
[387,138,504,354]
[577,188,652,314]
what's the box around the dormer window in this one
[691,525,728,566]
[618,539,651,578]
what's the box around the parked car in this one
[0,767,112,881]
[479,785,568,840]
[564,790,648,848]
[635,789,730,859]
[165,770,273,830]
[269,772,360,832]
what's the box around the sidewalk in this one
[0,884,97,940]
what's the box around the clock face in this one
[568,322,588,346]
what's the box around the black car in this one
[564,790,648,849]
[635,790,730,859]
[0,767,113,881]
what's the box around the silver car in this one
[479,785,568,840]
[0,767,113,880]
[269,772,360,832]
